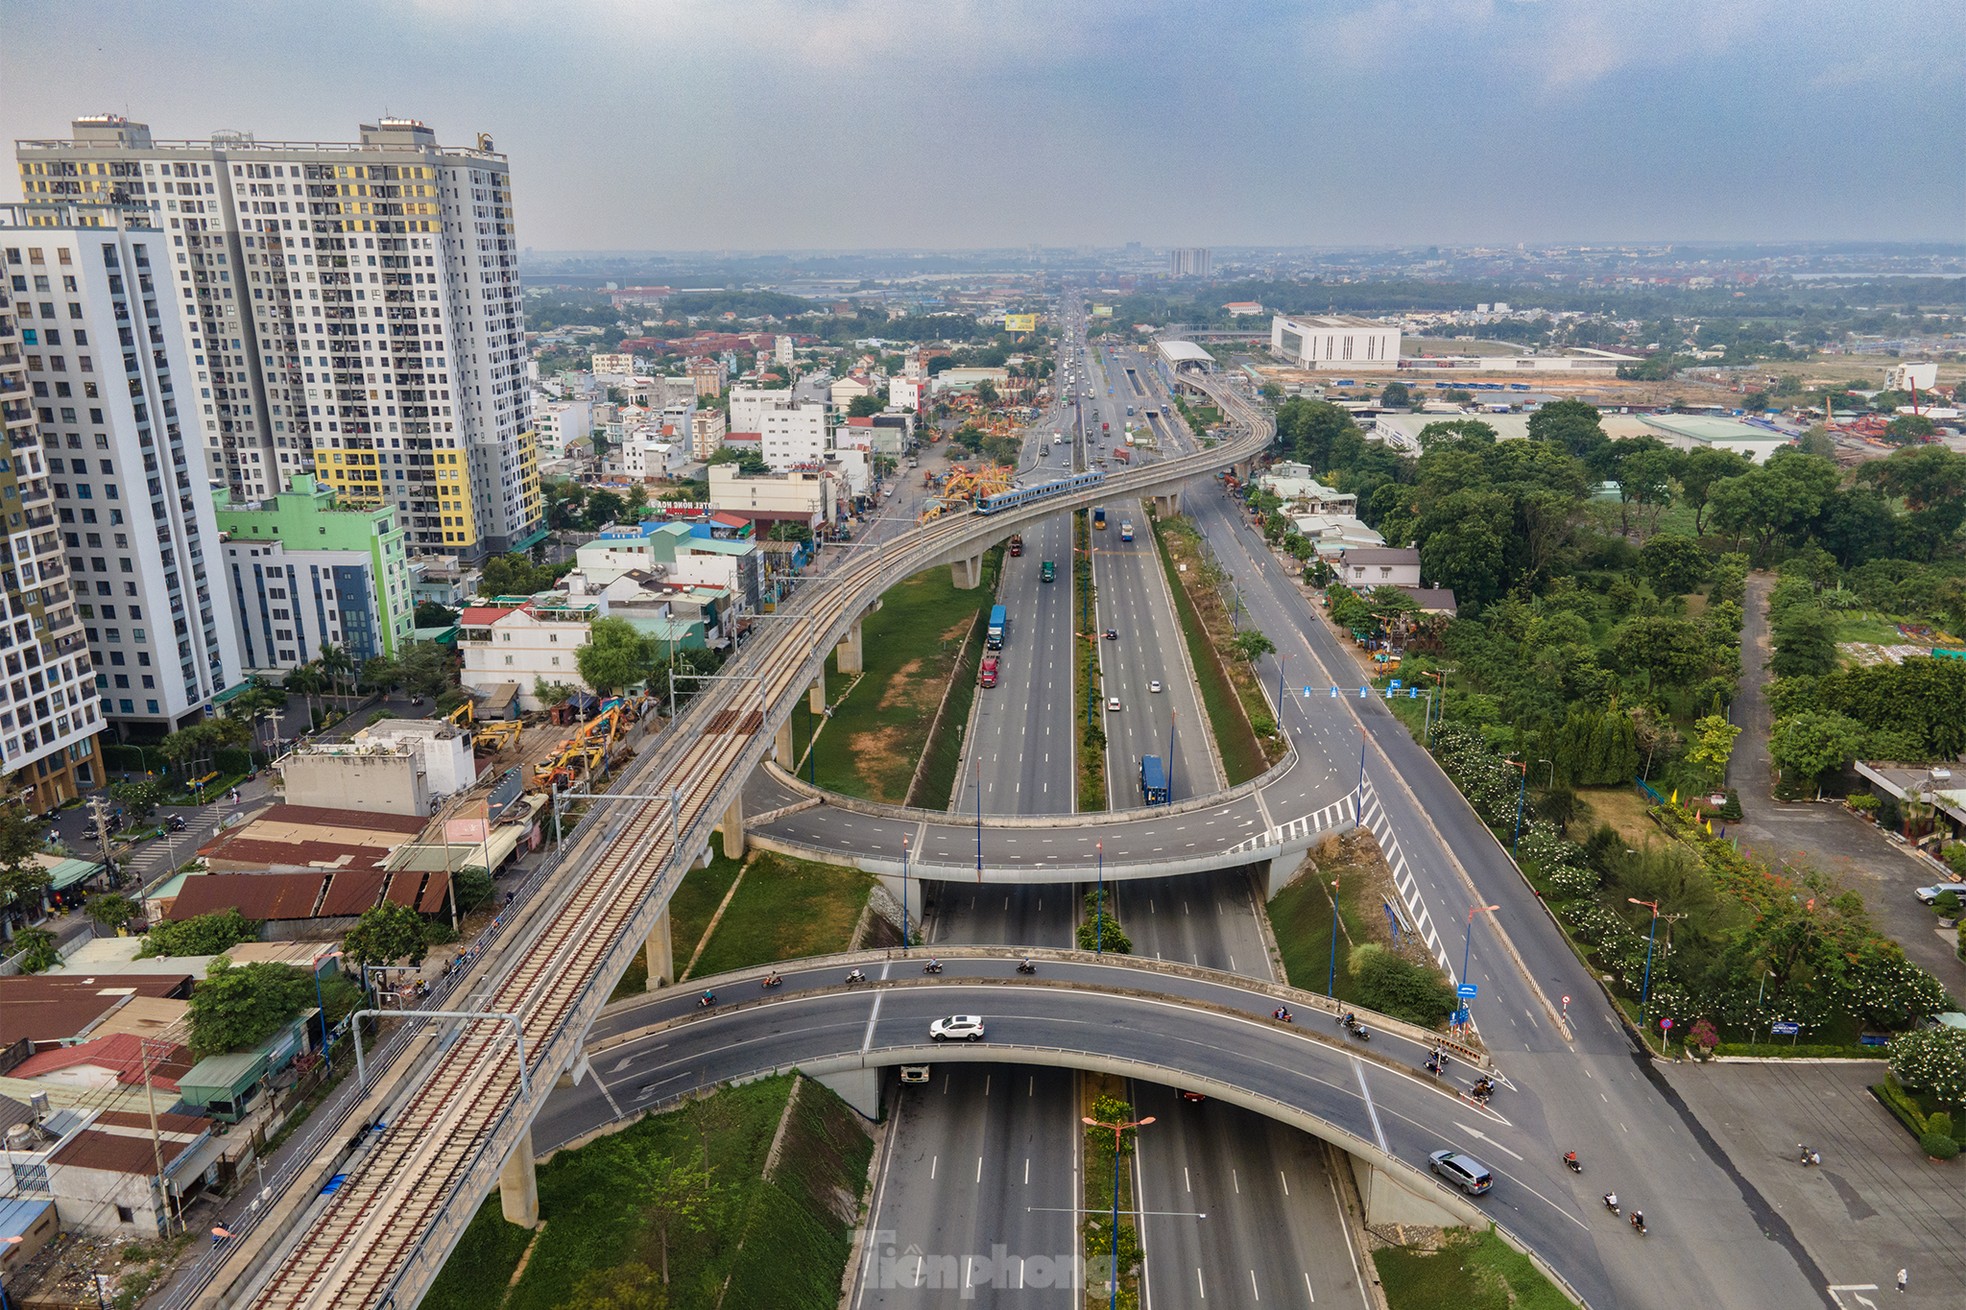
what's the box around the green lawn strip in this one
[689,851,872,977]
[605,850,746,1002]
[1075,509,1108,810]
[1150,517,1266,784]
[424,1077,795,1310]
[1267,854,1377,1000]
[1079,1076,1142,1310]
[1374,1228,1577,1310]
[808,559,1000,802]
[911,606,989,808]
[722,1080,876,1305]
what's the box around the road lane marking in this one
[1352,1058,1388,1153]
[931,1154,938,1179]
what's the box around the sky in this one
[2,0,1960,252]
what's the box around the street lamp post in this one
[900,835,912,952]
[1165,709,1176,806]
[1538,757,1555,790]
[1460,904,1500,1024]
[1326,876,1341,996]
[1629,897,1662,1017]
[1506,758,1528,855]
[1422,669,1446,745]
[1352,724,1367,830]
[1082,1113,1155,1310]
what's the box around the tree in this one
[1769,710,1866,788]
[1676,446,1752,535]
[397,640,457,702]
[1231,630,1276,664]
[1685,714,1741,789]
[1640,534,1709,598]
[137,908,262,958]
[846,392,886,418]
[318,643,355,711]
[614,1147,718,1285]
[7,926,59,973]
[1888,1027,1966,1106]
[1885,414,1936,444]
[1615,616,1711,690]
[284,663,327,730]
[452,865,495,914]
[1352,947,1456,1027]
[186,958,315,1058]
[359,655,401,696]
[583,489,627,530]
[85,893,138,937]
[974,380,999,405]
[342,901,430,967]
[1526,398,1608,466]
[1378,381,1412,410]
[109,779,166,827]
[413,601,459,628]
[1770,606,1839,678]
[576,617,661,696]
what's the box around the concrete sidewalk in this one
[1663,1059,1962,1304]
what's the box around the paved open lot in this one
[1665,1059,1963,1304]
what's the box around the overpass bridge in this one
[178,375,1277,1308]
[540,949,1617,1308]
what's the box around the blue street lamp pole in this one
[1352,725,1367,830]
[1326,876,1341,996]
[1508,759,1528,855]
[900,836,911,951]
[1166,710,1176,806]
[312,949,343,1073]
[1083,1115,1154,1310]
[1096,840,1105,955]
[1629,898,1660,1013]
[974,756,983,884]
[1461,904,1499,1011]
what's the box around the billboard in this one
[1003,313,1039,333]
[1091,305,1113,318]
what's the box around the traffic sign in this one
[1561,995,1571,1007]
[1389,679,1402,689]
[1660,1018,1674,1031]
[1456,983,1478,998]
[1450,1007,1470,1026]
[1770,1021,1801,1036]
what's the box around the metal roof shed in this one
[176,1051,270,1123]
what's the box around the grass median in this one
[1374,1228,1575,1310]
[687,850,872,977]
[1150,514,1269,783]
[425,1074,873,1310]
[807,556,1001,803]
[1076,509,1108,810]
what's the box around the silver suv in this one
[1428,1149,1493,1195]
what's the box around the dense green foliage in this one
[187,959,314,1057]
[137,908,261,959]
[1351,946,1456,1027]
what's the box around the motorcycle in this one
[1341,1015,1371,1042]
[922,961,943,975]
[1272,1008,1295,1024]
[1469,1079,1495,1103]
[1602,1194,1620,1217]
[1563,1153,1582,1174]
[1015,960,1037,975]
[1629,1211,1647,1235]
[845,969,868,986]
[697,992,717,1008]
[760,975,782,990]
[166,815,187,832]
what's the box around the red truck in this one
[1113,446,1131,464]
[979,655,999,689]
[1008,534,1023,557]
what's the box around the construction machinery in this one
[526,695,641,792]
[473,720,524,755]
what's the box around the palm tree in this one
[317,643,353,712]
[285,663,327,732]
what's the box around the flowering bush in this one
[1888,1028,1966,1106]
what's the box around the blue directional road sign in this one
[1456,983,1478,998]
[1770,1021,1801,1036]
[1450,1007,1471,1026]
[1389,679,1402,689]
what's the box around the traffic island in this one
[1075,508,1108,810]
[1080,1075,1144,1310]
[1371,1227,1576,1310]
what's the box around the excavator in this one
[526,694,644,792]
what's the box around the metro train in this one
[974,470,1107,515]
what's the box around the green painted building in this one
[214,475,414,672]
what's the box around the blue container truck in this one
[1140,754,1169,805]
[986,604,1007,650]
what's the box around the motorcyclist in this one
[1340,1011,1357,1028]
[1603,1192,1619,1211]
[1564,1151,1579,1169]
[1630,1210,1645,1231]
[846,968,867,984]
[699,990,716,1007]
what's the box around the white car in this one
[1914,882,1966,904]
[930,1015,986,1042]
[1107,696,1121,712]
[1149,680,1163,693]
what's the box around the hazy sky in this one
[3,0,1960,251]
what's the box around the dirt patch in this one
[875,658,928,713]
[1577,786,1670,853]
[852,723,912,796]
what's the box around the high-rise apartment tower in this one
[16,115,541,559]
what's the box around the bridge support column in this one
[950,552,985,590]
[835,618,865,674]
[644,906,674,989]
[1347,1155,1462,1227]
[876,871,924,944]
[808,674,825,715]
[812,1067,882,1121]
[499,1128,539,1228]
[1151,491,1181,517]
[773,716,795,769]
[720,792,746,860]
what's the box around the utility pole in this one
[139,1037,176,1236]
[87,795,116,884]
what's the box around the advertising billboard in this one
[1003,313,1039,333]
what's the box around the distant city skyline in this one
[3,0,1960,250]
